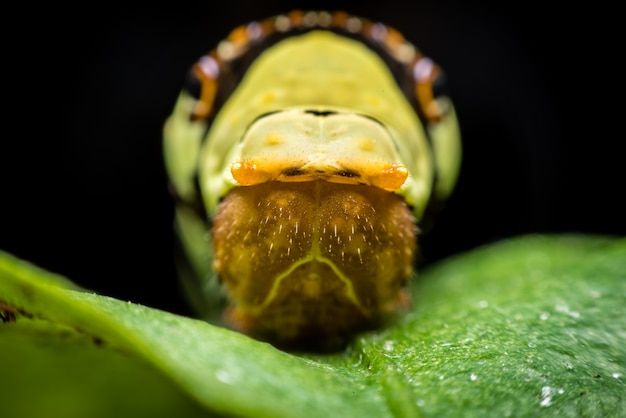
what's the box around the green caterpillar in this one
[163,11,461,345]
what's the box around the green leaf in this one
[1,235,624,418]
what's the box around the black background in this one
[3,1,624,316]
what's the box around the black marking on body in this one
[336,169,360,178]
[184,68,202,99]
[282,168,306,177]
[304,109,339,117]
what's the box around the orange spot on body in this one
[232,161,272,185]
[190,64,218,120]
[384,26,405,50]
[331,11,349,27]
[375,164,408,190]
[228,25,249,46]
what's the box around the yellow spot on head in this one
[365,95,381,107]
[261,92,276,104]
[265,133,283,145]
[357,137,375,152]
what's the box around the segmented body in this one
[163,10,461,345]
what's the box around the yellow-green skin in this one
[204,31,433,217]
[163,30,461,343]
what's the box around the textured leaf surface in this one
[1,235,624,417]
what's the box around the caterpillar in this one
[163,10,461,346]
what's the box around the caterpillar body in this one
[163,10,461,346]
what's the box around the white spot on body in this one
[370,23,387,41]
[246,21,262,40]
[318,11,332,27]
[275,15,290,31]
[198,55,219,78]
[217,40,237,61]
[303,11,317,26]
[395,43,416,63]
[346,17,362,33]
[413,57,435,82]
